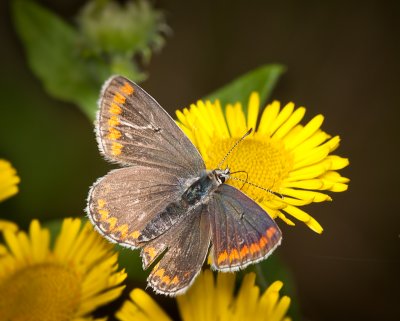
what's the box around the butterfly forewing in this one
[87,166,187,248]
[97,76,205,177]
[209,184,282,271]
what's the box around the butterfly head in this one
[212,168,230,185]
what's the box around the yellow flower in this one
[0,159,20,202]
[0,218,127,321]
[176,94,349,233]
[116,270,291,321]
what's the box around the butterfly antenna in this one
[231,176,284,199]
[217,128,253,169]
[230,170,249,190]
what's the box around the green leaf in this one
[205,64,286,112]
[12,0,105,119]
[117,245,148,281]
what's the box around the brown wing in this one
[87,165,188,249]
[96,75,205,177]
[209,185,282,271]
[145,204,211,296]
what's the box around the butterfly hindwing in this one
[97,75,205,177]
[209,184,282,271]
[146,204,211,295]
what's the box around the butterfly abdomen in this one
[139,172,218,242]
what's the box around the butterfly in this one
[86,76,282,296]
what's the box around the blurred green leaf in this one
[12,0,104,120]
[12,0,167,120]
[117,245,148,281]
[43,218,63,248]
[205,64,286,112]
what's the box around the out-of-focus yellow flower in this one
[0,218,126,321]
[116,270,291,321]
[0,159,20,202]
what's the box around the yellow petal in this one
[286,162,331,181]
[235,273,259,320]
[273,107,306,139]
[275,211,296,225]
[177,122,196,145]
[281,188,332,202]
[324,135,341,152]
[292,130,330,154]
[257,101,280,135]
[78,285,126,315]
[0,220,18,233]
[285,114,324,150]
[328,183,348,192]
[283,206,323,233]
[193,100,214,138]
[210,100,230,139]
[216,272,236,318]
[176,110,188,127]
[132,289,172,321]
[278,196,314,206]
[281,179,324,190]
[269,102,295,135]
[320,171,350,184]
[0,160,20,202]
[292,146,331,170]
[226,103,246,137]
[54,218,81,259]
[3,229,24,260]
[270,296,291,321]
[326,155,349,170]
[30,220,49,262]
[247,92,260,131]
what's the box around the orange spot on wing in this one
[105,217,117,230]
[266,226,277,238]
[154,268,165,278]
[113,92,126,104]
[112,224,129,239]
[229,249,240,262]
[108,127,122,140]
[130,230,141,239]
[259,236,268,248]
[240,245,249,258]
[97,199,106,209]
[121,82,134,95]
[161,275,171,284]
[109,103,122,115]
[249,242,261,255]
[171,276,179,285]
[111,142,123,155]
[217,250,228,264]
[98,209,109,221]
[108,115,120,127]
[145,247,157,261]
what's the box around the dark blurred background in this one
[1,0,399,320]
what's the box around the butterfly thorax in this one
[182,169,230,205]
[138,169,230,243]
